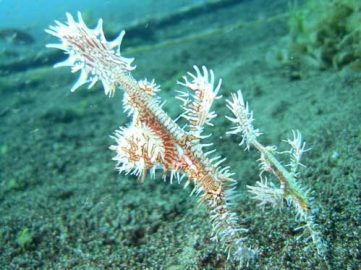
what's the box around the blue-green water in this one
[0,0,360,269]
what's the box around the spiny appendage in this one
[190,147,256,264]
[109,109,186,184]
[109,124,166,182]
[199,178,256,264]
[138,78,161,96]
[226,90,327,257]
[226,90,261,150]
[45,11,135,96]
[123,78,163,118]
[177,65,222,141]
[173,153,255,264]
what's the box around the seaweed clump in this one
[267,0,361,74]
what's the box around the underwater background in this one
[0,0,360,269]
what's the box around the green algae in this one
[287,0,361,71]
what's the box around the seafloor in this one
[0,0,360,269]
